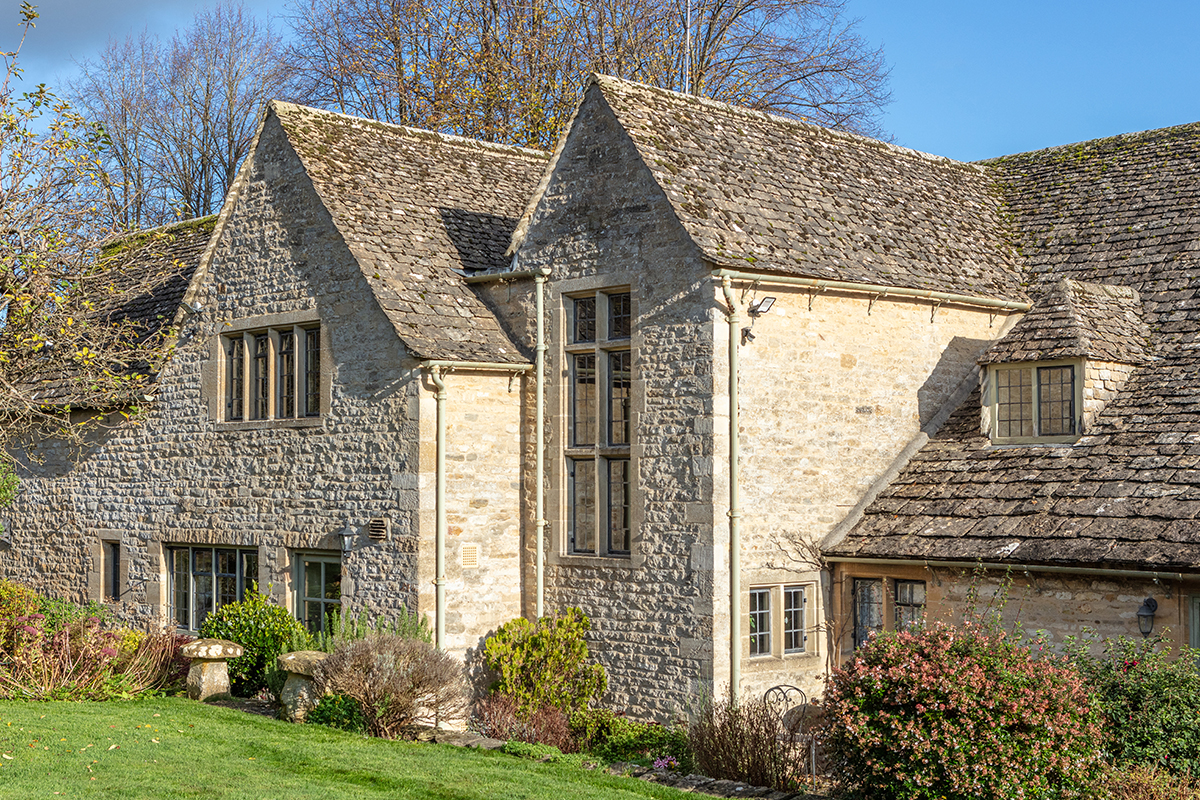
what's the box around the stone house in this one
[6,74,1200,720]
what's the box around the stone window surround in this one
[88,533,126,605]
[983,358,1083,445]
[293,549,342,633]
[745,582,817,661]
[207,310,331,431]
[165,544,260,633]
[548,275,645,569]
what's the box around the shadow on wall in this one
[917,336,993,428]
[12,410,119,481]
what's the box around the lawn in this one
[0,698,691,799]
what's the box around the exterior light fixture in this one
[749,297,776,315]
[340,523,356,553]
[1136,597,1158,638]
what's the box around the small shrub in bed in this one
[0,580,42,643]
[1104,765,1200,800]
[307,694,366,734]
[314,634,466,738]
[824,620,1104,800]
[199,588,310,696]
[571,706,691,770]
[473,693,576,752]
[689,698,798,791]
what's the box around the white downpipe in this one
[721,276,742,704]
[535,270,549,618]
[429,367,448,651]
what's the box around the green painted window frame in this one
[988,359,1083,444]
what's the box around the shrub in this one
[1067,634,1200,773]
[482,608,606,718]
[1105,765,1200,800]
[36,595,110,635]
[198,589,310,696]
[690,698,800,791]
[0,580,41,643]
[307,694,366,734]
[311,607,431,652]
[825,620,1104,800]
[473,693,577,752]
[571,707,691,769]
[314,634,467,738]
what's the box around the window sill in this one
[216,417,325,432]
[550,552,640,569]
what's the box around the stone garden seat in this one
[182,639,244,701]
[277,650,329,723]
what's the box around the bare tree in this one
[70,1,296,224]
[285,0,890,149]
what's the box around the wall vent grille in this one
[367,518,388,541]
[461,543,480,569]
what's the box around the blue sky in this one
[11,0,1200,162]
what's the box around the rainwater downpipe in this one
[535,270,549,619]
[423,359,533,650]
[721,275,742,704]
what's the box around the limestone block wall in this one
[1,114,425,631]
[416,369,527,660]
[1083,360,1137,431]
[508,83,718,721]
[728,289,1011,697]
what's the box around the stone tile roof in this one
[272,102,548,364]
[30,217,215,406]
[978,279,1154,366]
[828,121,1200,572]
[587,75,1028,302]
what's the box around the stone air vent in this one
[461,543,480,569]
[367,518,389,541]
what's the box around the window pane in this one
[749,589,771,656]
[253,334,270,419]
[608,459,630,553]
[572,354,596,446]
[1038,366,1075,435]
[853,578,883,649]
[305,601,322,633]
[996,368,1033,438]
[305,561,322,601]
[895,580,926,631]
[193,548,213,574]
[227,337,244,421]
[242,552,258,597]
[609,292,631,339]
[194,574,213,631]
[304,328,321,416]
[784,586,806,653]
[278,331,296,418]
[324,562,341,600]
[608,351,631,445]
[574,297,596,343]
[569,459,596,553]
[171,549,190,629]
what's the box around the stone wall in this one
[1083,359,1137,431]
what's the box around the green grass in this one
[0,698,689,799]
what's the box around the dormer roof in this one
[979,279,1154,366]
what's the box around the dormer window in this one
[988,361,1081,444]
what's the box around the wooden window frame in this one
[988,360,1082,444]
[167,546,259,633]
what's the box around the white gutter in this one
[421,359,533,650]
[712,268,1032,313]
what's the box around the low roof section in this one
[826,121,1200,574]
[270,102,548,365]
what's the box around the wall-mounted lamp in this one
[740,327,755,345]
[340,523,357,553]
[181,302,203,316]
[749,297,776,316]
[1137,597,1158,638]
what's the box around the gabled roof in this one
[560,75,1028,302]
[271,102,548,364]
[828,121,1200,573]
[978,279,1153,366]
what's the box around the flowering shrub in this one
[825,621,1104,800]
[1067,635,1200,773]
[0,580,41,642]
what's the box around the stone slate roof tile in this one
[586,75,1029,302]
[979,279,1154,365]
[272,102,548,364]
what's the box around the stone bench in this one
[182,639,244,701]
[277,650,329,723]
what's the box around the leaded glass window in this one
[749,588,771,656]
[168,546,258,632]
[853,578,883,649]
[895,580,926,631]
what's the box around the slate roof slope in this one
[827,121,1200,572]
[978,279,1154,366]
[29,217,215,405]
[271,102,548,364]
[587,75,1028,302]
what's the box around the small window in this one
[223,324,322,422]
[278,331,296,418]
[749,588,771,656]
[991,362,1079,442]
[853,578,883,649]
[226,338,245,421]
[103,541,121,602]
[297,554,342,634]
[895,580,926,630]
[783,585,807,653]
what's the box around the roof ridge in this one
[586,73,986,174]
[268,100,549,162]
[101,216,217,253]
[976,119,1200,164]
